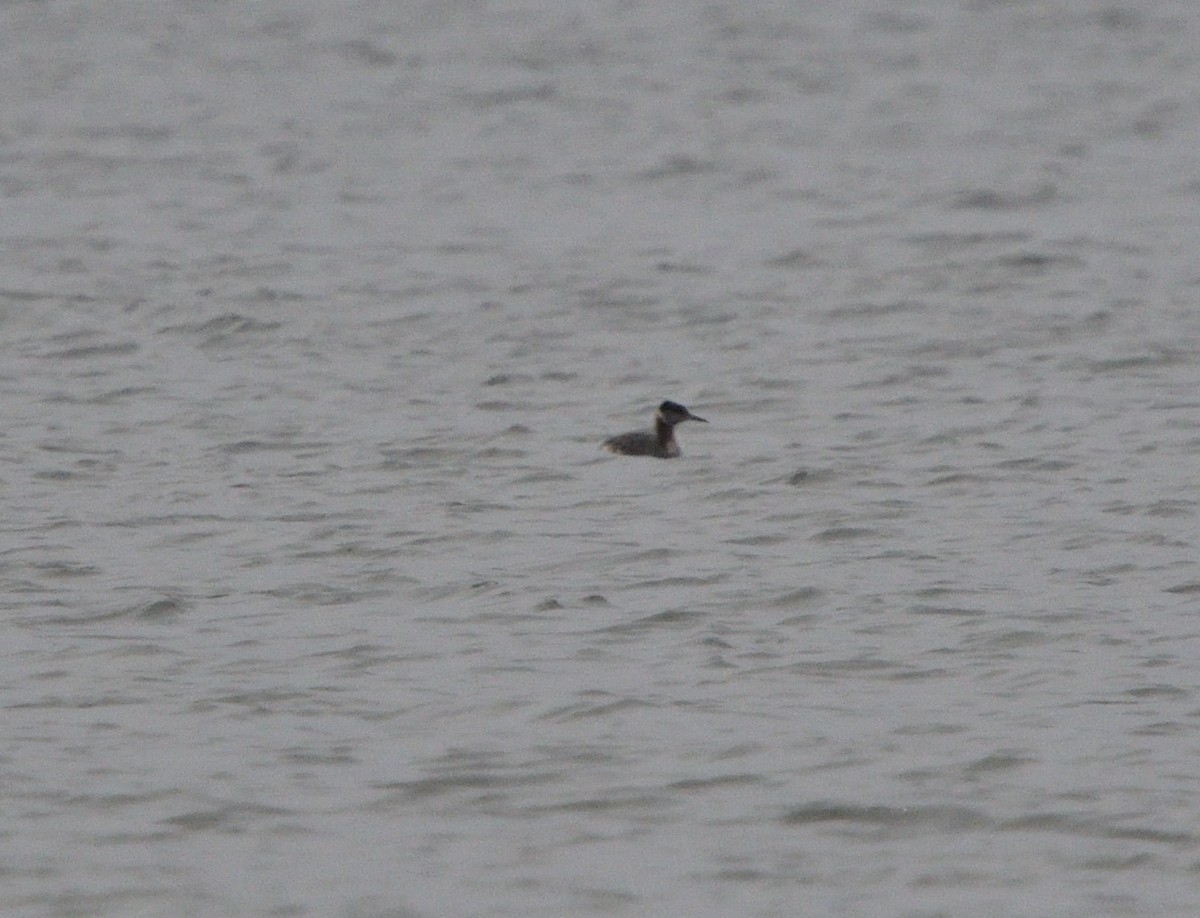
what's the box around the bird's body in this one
[602,400,707,458]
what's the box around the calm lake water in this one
[4,1,1200,916]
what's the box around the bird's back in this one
[602,430,673,458]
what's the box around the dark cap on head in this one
[657,400,707,424]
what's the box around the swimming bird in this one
[602,400,707,458]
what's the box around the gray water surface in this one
[4,2,1200,916]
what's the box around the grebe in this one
[602,400,707,458]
